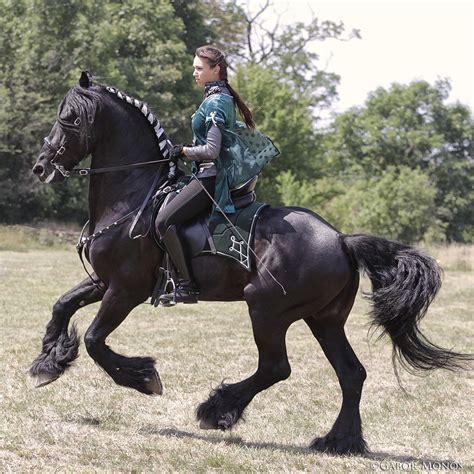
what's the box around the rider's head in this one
[193,45,228,87]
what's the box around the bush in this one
[321,166,436,243]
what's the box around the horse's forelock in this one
[63,85,103,117]
[55,85,104,145]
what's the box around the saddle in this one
[150,176,267,306]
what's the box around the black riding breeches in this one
[156,176,216,237]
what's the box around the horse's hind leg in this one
[30,277,104,387]
[83,288,162,395]
[304,284,368,455]
[197,313,291,430]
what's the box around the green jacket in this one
[191,92,279,220]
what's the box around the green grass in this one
[0,249,472,472]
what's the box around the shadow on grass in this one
[148,427,311,456]
[142,427,460,465]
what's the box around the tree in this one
[233,62,320,202]
[220,1,360,113]
[321,167,437,243]
[322,80,474,242]
[0,0,212,222]
[206,1,361,205]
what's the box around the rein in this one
[70,158,172,176]
[44,132,171,179]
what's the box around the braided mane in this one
[105,86,171,158]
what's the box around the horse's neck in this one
[87,104,161,231]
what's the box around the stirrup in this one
[159,271,178,307]
[159,281,198,306]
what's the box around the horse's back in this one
[255,205,347,264]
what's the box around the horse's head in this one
[32,71,101,183]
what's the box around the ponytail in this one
[226,82,255,129]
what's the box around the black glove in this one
[169,144,185,163]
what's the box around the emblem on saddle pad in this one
[202,202,267,271]
[229,236,249,268]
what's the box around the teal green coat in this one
[191,93,279,220]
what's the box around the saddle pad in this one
[202,202,268,271]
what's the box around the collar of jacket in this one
[204,80,229,99]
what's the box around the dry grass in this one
[426,243,473,272]
[0,249,472,472]
[0,224,80,252]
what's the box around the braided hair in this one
[195,45,255,129]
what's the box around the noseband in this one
[43,114,94,178]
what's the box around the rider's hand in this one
[169,144,185,163]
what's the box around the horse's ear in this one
[79,70,92,88]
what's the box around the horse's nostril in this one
[32,164,44,175]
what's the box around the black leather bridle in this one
[43,114,172,178]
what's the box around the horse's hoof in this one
[35,372,59,388]
[310,434,367,455]
[144,370,163,395]
[199,419,217,430]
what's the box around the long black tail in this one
[342,234,471,372]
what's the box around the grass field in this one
[0,244,472,472]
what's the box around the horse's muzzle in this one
[32,154,63,183]
[32,163,44,176]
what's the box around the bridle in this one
[43,114,90,178]
[43,113,172,178]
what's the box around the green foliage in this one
[234,62,320,202]
[322,80,474,242]
[0,0,211,223]
[322,167,437,242]
[234,6,360,113]
[201,0,247,59]
[275,171,317,209]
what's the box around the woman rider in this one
[157,45,275,306]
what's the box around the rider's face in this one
[192,56,220,87]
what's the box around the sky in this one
[259,0,473,114]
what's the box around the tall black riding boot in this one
[159,225,198,305]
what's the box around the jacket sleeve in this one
[185,124,222,161]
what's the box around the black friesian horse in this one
[31,73,469,455]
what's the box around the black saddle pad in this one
[202,202,267,270]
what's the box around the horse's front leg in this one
[83,287,162,395]
[197,311,291,430]
[30,277,104,387]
